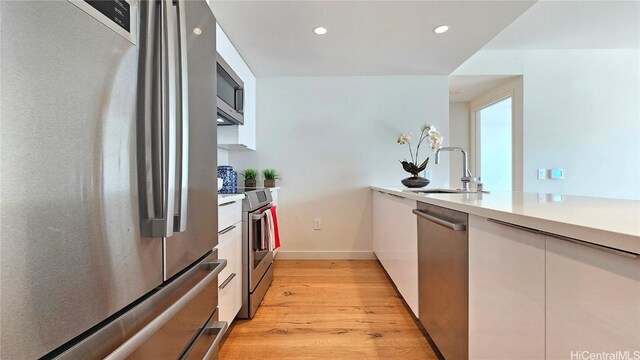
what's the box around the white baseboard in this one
[274,250,376,260]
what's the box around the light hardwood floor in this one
[219,260,438,360]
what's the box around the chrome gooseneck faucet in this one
[434,147,476,191]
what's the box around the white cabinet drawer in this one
[217,224,240,285]
[218,200,241,232]
[218,271,238,325]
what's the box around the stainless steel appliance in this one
[413,202,469,360]
[216,53,244,126]
[237,189,274,319]
[0,0,226,358]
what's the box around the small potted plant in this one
[240,169,258,189]
[262,169,280,188]
[397,124,443,188]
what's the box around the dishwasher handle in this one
[413,209,467,231]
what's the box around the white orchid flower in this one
[397,133,412,145]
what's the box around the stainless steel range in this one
[237,189,275,319]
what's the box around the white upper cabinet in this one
[546,235,640,359]
[215,23,256,151]
[372,190,418,316]
[468,216,546,360]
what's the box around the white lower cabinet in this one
[469,215,640,360]
[372,190,418,316]
[217,201,243,325]
[545,235,640,359]
[468,216,546,360]
[218,269,237,325]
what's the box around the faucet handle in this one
[461,169,476,183]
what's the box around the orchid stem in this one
[407,141,414,163]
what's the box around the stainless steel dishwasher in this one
[413,202,468,360]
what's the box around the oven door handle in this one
[251,206,273,221]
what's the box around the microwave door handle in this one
[234,88,244,114]
[173,0,189,232]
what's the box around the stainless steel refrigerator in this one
[0,0,225,358]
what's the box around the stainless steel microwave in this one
[216,53,244,126]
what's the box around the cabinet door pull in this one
[377,190,404,200]
[219,272,236,290]
[487,218,540,235]
[543,232,638,259]
[218,225,236,235]
[219,201,236,207]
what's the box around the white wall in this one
[454,49,640,200]
[230,76,449,258]
[449,102,470,189]
[217,148,229,166]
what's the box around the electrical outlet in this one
[314,218,321,230]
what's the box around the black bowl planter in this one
[401,176,430,188]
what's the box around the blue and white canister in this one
[217,166,237,194]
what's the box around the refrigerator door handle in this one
[173,0,189,233]
[152,0,178,238]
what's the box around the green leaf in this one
[239,169,258,180]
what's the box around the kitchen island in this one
[372,186,639,253]
[371,186,639,359]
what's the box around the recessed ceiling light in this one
[313,26,327,35]
[193,27,202,35]
[433,25,449,34]
[217,118,224,123]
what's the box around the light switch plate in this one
[550,169,564,179]
[537,169,547,180]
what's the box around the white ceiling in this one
[210,1,535,77]
[449,75,518,102]
[447,1,639,104]
[484,1,640,50]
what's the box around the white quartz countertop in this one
[372,186,640,254]
[218,193,244,205]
